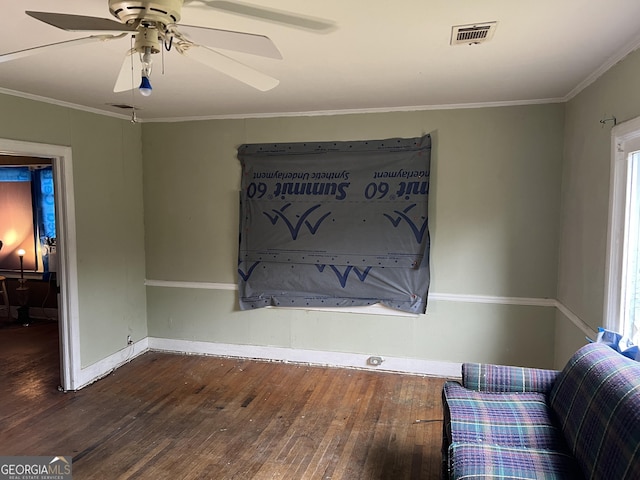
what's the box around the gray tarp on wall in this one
[237,134,431,313]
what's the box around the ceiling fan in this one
[0,0,334,95]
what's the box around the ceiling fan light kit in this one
[132,26,159,96]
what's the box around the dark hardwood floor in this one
[0,320,448,479]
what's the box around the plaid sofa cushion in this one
[443,382,566,450]
[549,342,640,480]
[448,443,583,480]
[462,362,559,394]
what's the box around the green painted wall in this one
[143,104,565,368]
[11,47,636,371]
[556,47,640,366]
[0,94,147,367]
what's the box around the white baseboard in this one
[147,337,462,379]
[70,336,461,390]
[72,337,149,391]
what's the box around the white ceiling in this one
[2,1,640,121]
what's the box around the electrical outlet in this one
[127,335,133,345]
[367,356,384,366]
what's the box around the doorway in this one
[0,157,57,324]
[0,138,79,391]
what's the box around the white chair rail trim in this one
[144,279,597,338]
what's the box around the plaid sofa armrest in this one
[462,363,560,394]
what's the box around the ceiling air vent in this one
[451,22,497,46]
[107,103,138,110]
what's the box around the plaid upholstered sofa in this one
[441,342,640,479]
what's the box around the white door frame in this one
[0,138,80,391]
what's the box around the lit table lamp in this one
[17,248,25,277]
[16,249,30,325]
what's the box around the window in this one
[605,117,640,345]
[237,135,431,314]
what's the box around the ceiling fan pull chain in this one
[130,35,137,123]
[164,35,173,52]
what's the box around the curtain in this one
[32,167,56,274]
[237,135,431,313]
[0,166,30,182]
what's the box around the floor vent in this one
[451,22,497,45]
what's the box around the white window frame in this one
[604,116,640,340]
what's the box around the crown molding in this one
[564,32,640,102]
[0,86,130,121]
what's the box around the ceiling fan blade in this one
[178,24,281,59]
[189,1,335,32]
[26,11,136,32]
[0,35,125,63]
[181,45,278,91]
[113,50,143,92]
